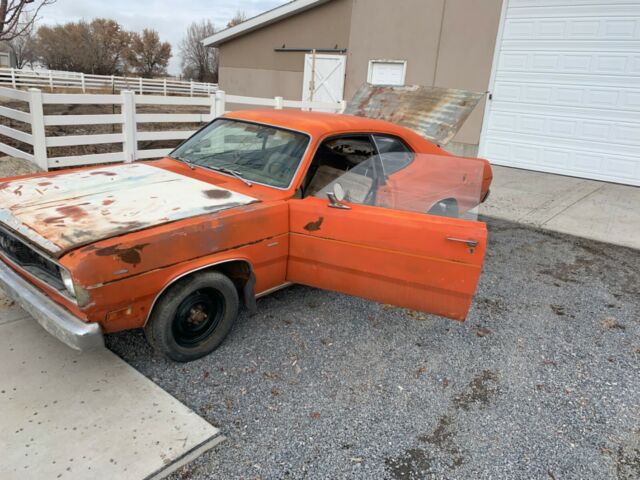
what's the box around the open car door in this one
[287,153,487,320]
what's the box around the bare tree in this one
[0,0,54,41]
[226,10,247,29]
[125,28,171,78]
[5,11,36,67]
[179,20,217,83]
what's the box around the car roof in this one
[223,109,416,139]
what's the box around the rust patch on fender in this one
[304,217,324,232]
[95,243,150,266]
[203,189,232,200]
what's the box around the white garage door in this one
[479,0,640,186]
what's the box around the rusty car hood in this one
[0,163,258,257]
[345,84,485,145]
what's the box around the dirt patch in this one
[386,371,501,478]
[602,318,626,331]
[453,370,500,411]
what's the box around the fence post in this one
[339,100,347,113]
[10,68,16,88]
[80,72,86,93]
[121,90,137,163]
[48,71,53,91]
[138,77,143,95]
[214,90,226,117]
[275,96,284,110]
[163,78,167,96]
[190,80,194,97]
[28,88,48,171]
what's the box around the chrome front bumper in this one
[0,260,104,350]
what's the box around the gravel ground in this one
[107,217,640,480]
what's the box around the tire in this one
[144,271,239,362]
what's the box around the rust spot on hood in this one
[304,217,324,232]
[203,189,232,200]
[95,243,150,266]
[102,198,115,206]
[56,204,88,222]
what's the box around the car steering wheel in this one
[266,158,290,177]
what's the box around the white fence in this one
[0,87,346,170]
[0,68,218,96]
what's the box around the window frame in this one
[367,60,408,86]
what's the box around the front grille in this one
[0,227,66,292]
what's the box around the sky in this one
[37,0,285,75]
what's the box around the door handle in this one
[446,237,478,248]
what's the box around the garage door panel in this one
[507,4,640,19]
[486,139,639,183]
[497,52,640,75]
[493,81,640,111]
[491,101,640,124]
[504,17,640,41]
[503,40,640,53]
[481,1,640,185]
[487,111,640,147]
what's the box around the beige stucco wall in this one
[218,0,353,96]
[220,66,305,105]
[217,0,503,146]
[344,0,445,98]
[434,0,503,145]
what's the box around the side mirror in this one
[327,183,350,210]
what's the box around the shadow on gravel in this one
[107,217,640,480]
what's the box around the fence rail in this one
[0,68,218,96]
[0,87,346,170]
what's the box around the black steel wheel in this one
[144,271,239,362]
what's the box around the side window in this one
[372,135,414,175]
[303,135,379,204]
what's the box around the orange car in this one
[0,110,492,361]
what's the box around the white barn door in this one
[302,53,346,111]
[480,0,640,186]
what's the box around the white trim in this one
[477,0,508,159]
[202,0,332,47]
[366,60,407,86]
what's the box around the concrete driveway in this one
[0,292,222,480]
[480,166,640,250]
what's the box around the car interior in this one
[302,135,381,204]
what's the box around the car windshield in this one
[171,119,310,188]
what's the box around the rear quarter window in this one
[373,135,414,175]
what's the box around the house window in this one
[367,60,407,86]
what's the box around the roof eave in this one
[202,0,332,47]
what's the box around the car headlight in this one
[60,268,77,299]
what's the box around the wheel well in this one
[146,260,256,326]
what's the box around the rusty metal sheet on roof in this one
[0,163,258,256]
[345,84,486,145]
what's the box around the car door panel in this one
[287,197,487,320]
